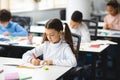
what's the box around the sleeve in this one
[112,16,120,30]
[80,24,91,43]
[52,46,77,67]
[22,43,45,63]
[103,16,108,29]
[0,28,4,34]
[112,22,120,30]
[10,23,28,36]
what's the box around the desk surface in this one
[0,35,42,48]
[97,29,120,38]
[0,35,117,53]
[80,40,117,53]
[98,22,104,27]
[0,57,72,80]
[30,25,45,33]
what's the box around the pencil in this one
[32,53,37,59]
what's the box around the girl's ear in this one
[59,30,63,35]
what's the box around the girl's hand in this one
[107,24,113,29]
[30,58,40,66]
[42,60,53,65]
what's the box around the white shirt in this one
[70,22,91,43]
[22,40,77,67]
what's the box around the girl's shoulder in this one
[61,40,70,47]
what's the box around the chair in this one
[82,19,98,40]
[60,9,66,20]
[70,33,92,80]
[66,33,84,79]
[12,16,32,32]
[72,33,81,59]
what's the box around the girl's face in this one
[70,19,81,29]
[106,5,117,16]
[45,28,61,43]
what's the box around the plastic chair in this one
[82,19,98,40]
[70,33,92,80]
[60,9,66,20]
[72,33,81,59]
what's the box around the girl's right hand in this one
[30,58,40,66]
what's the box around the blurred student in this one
[69,10,91,43]
[22,18,77,67]
[104,1,120,79]
[0,9,28,36]
[0,9,28,57]
[104,0,120,30]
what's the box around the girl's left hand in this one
[42,60,53,65]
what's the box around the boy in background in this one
[0,9,28,57]
[0,9,28,36]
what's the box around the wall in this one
[12,8,64,25]
[66,0,91,21]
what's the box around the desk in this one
[97,29,120,38]
[80,40,117,80]
[0,36,43,58]
[30,25,45,34]
[0,36,42,48]
[0,57,72,80]
[80,40,117,52]
[98,22,104,28]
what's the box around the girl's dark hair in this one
[71,10,83,22]
[42,18,76,56]
[107,0,120,13]
[0,9,12,22]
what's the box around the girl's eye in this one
[46,34,54,36]
[50,34,54,37]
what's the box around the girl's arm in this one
[52,46,77,67]
[22,46,43,63]
[11,23,28,36]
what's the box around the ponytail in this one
[64,23,76,57]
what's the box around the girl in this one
[22,18,77,67]
[104,0,120,30]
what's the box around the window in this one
[10,0,34,12]
[0,0,67,12]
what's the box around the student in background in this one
[0,9,28,58]
[69,10,91,43]
[22,18,77,67]
[103,1,120,79]
[0,9,28,36]
[104,0,120,30]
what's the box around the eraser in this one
[43,67,49,70]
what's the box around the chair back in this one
[12,16,32,32]
[82,19,98,40]
[60,9,66,20]
[71,33,81,60]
